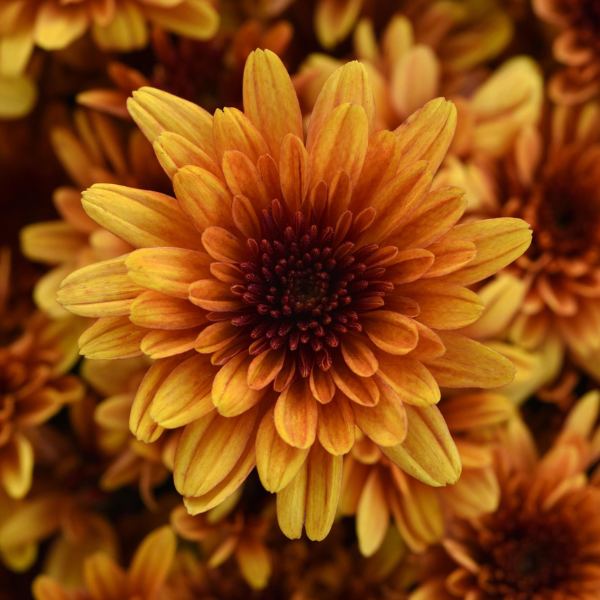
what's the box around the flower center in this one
[230,201,393,376]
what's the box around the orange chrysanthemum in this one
[534,0,600,104]
[57,50,531,540]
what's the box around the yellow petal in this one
[356,467,389,557]
[236,537,271,590]
[20,220,87,265]
[188,279,244,312]
[79,316,146,359]
[316,394,355,455]
[0,433,34,499]
[276,460,307,539]
[213,107,270,165]
[314,0,363,49]
[142,0,219,41]
[141,327,203,358]
[274,377,318,449]
[202,227,247,263]
[34,1,89,50]
[130,290,207,330]
[361,310,419,355]
[279,134,310,213]
[91,0,147,52]
[83,554,127,600]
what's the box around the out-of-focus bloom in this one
[20,107,168,319]
[341,391,514,557]
[171,501,272,589]
[57,50,531,540]
[412,393,600,600]
[0,249,83,499]
[534,0,600,104]
[32,525,177,600]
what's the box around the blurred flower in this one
[20,107,168,319]
[534,0,600,104]
[0,249,83,499]
[56,50,531,541]
[32,525,177,600]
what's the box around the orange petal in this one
[174,407,258,497]
[128,87,216,159]
[154,131,223,181]
[381,404,461,486]
[202,227,247,263]
[309,367,336,404]
[141,327,202,358]
[222,150,270,214]
[236,537,272,590]
[356,467,390,557]
[361,310,419,355]
[331,359,380,406]
[438,218,532,286]
[32,577,72,600]
[341,333,378,377]
[0,433,34,499]
[305,441,343,541]
[409,322,446,362]
[306,61,374,152]
[150,353,217,428]
[126,247,212,299]
[393,97,457,175]
[274,377,318,449]
[57,255,144,318]
[385,248,434,285]
[308,103,368,189]
[213,107,270,165]
[256,406,310,493]
[352,379,407,447]
[398,280,484,330]
[243,49,304,162]
[195,320,240,353]
[21,220,88,265]
[423,331,516,389]
[276,460,307,539]
[279,134,310,213]
[189,279,244,312]
[232,194,261,240]
[247,348,286,390]
[316,394,355,455]
[82,184,203,251]
[314,0,363,49]
[173,166,234,233]
[130,290,207,329]
[83,554,127,600]
[212,352,268,417]
[79,316,146,360]
[423,240,477,279]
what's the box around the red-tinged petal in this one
[361,310,419,355]
[128,526,177,600]
[243,49,303,162]
[82,183,203,251]
[213,107,270,166]
[154,132,223,181]
[376,354,441,407]
[331,359,380,406]
[189,279,244,312]
[279,134,310,213]
[398,280,484,330]
[388,186,467,250]
[309,103,369,189]
[349,130,401,214]
[352,379,407,447]
[141,327,202,358]
[256,406,310,493]
[341,333,378,377]
[274,377,318,449]
[381,404,461,486]
[306,61,375,152]
[361,161,432,245]
[247,348,286,390]
[79,316,146,360]
[212,352,268,417]
[57,255,143,318]
[305,441,343,541]
[437,218,532,286]
[150,353,217,428]
[393,97,457,175]
[130,291,207,330]
[174,407,259,497]
[316,394,355,455]
[128,87,216,159]
[202,227,247,263]
[276,460,307,539]
[357,467,390,557]
[309,367,336,404]
[195,321,240,353]
[126,247,212,299]
[423,331,516,389]
[222,150,270,214]
[0,433,33,499]
[173,166,234,233]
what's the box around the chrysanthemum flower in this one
[534,0,600,104]
[414,394,600,600]
[0,249,83,499]
[57,50,531,540]
[21,107,168,319]
[32,525,176,600]
[340,391,514,557]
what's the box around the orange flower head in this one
[57,50,532,540]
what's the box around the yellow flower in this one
[57,50,531,541]
[32,526,177,600]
